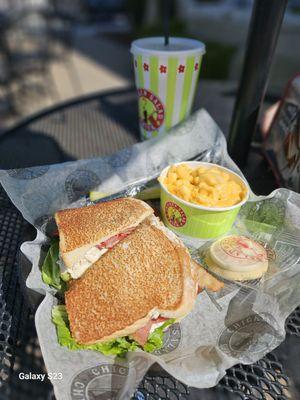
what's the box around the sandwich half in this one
[64,215,198,347]
[55,198,153,279]
[48,198,223,355]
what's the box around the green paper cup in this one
[131,37,205,140]
[159,162,250,239]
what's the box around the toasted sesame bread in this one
[55,198,153,272]
[65,215,197,345]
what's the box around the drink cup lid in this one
[131,37,206,57]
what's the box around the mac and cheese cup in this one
[159,162,249,239]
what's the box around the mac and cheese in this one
[162,164,246,207]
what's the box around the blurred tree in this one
[126,0,235,80]
[127,0,177,30]
[126,0,147,29]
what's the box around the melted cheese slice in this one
[70,247,108,279]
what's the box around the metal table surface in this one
[0,87,299,400]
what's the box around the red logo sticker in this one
[165,201,187,227]
[138,88,165,132]
[220,236,267,261]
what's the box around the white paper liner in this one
[0,109,299,400]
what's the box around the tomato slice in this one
[96,227,135,250]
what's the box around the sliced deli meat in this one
[97,227,135,250]
[55,197,154,278]
[69,228,137,278]
[131,316,168,346]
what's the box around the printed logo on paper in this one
[138,88,165,132]
[71,357,149,400]
[218,313,278,358]
[108,148,133,169]
[153,322,181,355]
[70,363,128,400]
[165,202,187,227]
[7,166,50,180]
[65,169,101,202]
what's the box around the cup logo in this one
[165,201,186,227]
[138,88,165,132]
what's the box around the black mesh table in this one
[0,87,299,400]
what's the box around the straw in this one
[163,0,171,46]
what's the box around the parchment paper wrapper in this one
[0,109,300,400]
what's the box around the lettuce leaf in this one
[60,271,71,282]
[143,319,175,352]
[41,239,68,291]
[52,305,139,357]
[52,305,174,357]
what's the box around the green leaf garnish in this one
[41,239,67,292]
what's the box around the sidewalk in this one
[1,34,131,129]
[50,32,132,100]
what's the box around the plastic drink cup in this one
[159,162,250,239]
[130,37,205,140]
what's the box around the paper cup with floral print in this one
[131,37,205,140]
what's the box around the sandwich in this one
[64,215,197,348]
[54,197,153,279]
[42,198,223,356]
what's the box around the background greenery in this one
[126,0,236,80]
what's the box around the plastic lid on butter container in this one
[207,235,268,281]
